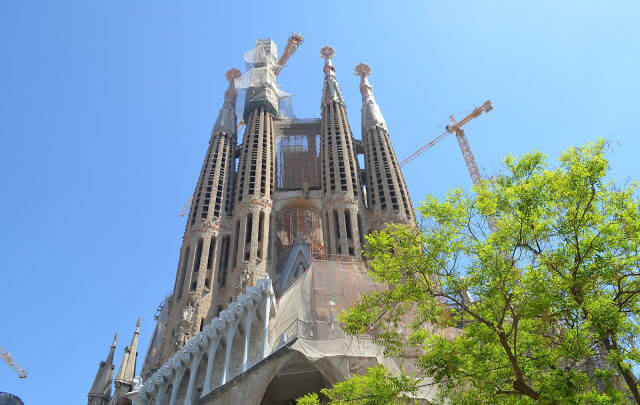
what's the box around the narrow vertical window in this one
[232,220,240,268]
[177,246,190,300]
[206,236,216,269]
[205,236,217,289]
[193,239,203,273]
[333,210,341,254]
[357,215,365,247]
[325,212,331,254]
[219,236,230,287]
[245,213,253,261]
[257,211,265,259]
[344,210,352,240]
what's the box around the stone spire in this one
[213,68,241,135]
[355,63,386,130]
[158,68,244,368]
[88,333,117,405]
[111,319,141,404]
[114,318,140,386]
[356,63,415,228]
[320,46,344,105]
[319,46,366,257]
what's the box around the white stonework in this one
[134,279,275,405]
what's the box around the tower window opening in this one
[245,213,253,261]
[193,238,203,273]
[207,236,217,270]
[333,210,341,254]
[232,221,240,268]
[344,209,352,240]
[219,236,230,287]
[357,214,365,248]
[257,211,265,259]
[177,246,190,300]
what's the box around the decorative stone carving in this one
[135,279,276,404]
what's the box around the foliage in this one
[296,364,418,405]
[338,140,640,404]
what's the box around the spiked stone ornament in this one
[354,63,371,78]
[320,46,336,74]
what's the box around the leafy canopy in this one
[335,140,640,404]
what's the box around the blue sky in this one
[1,1,638,402]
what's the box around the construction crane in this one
[273,33,304,77]
[400,100,493,175]
[179,195,193,217]
[401,101,495,231]
[1,345,27,379]
[180,33,304,217]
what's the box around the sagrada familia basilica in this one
[87,37,429,404]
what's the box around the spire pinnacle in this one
[320,46,336,75]
[114,318,141,387]
[88,334,117,400]
[355,63,386,130]
[213,68,240,135]
[354,63,371,79]
[320,46,344,105]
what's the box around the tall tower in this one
[88,333,117,405]
[319,46,366,257]
[89,38,434,405]
[159,68,241,363]
[230,39,278,293]
[111,319,141,404]
[356,63,415,229]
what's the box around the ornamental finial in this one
[136,317,142,328]
[112,332,118,346]
[354,63,371,78]
[225,68,242,82]
[320,46,335,61]
[320,46,336,74]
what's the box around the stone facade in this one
[88,38,419,405]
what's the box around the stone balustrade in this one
[134,279,276,405]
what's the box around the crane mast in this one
[273,33,304,77]
[400,100,496,231]
[1,345,27,379]
[445,100,493,186]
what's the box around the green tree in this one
[336,140,640,404]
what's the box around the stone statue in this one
[182,303,195,323]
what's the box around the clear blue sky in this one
[1,1,638,402]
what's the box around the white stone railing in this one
[135,279,276,405]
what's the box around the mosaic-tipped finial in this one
[354,63,371,78]
[320,45,335,61]
[112,332,118,346]
[320,46,336,74]
[225,68,242,82]
[136,317,141,329]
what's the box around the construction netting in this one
[234,38,296,122]
[267,255,441,401]
[270,254,375,343]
